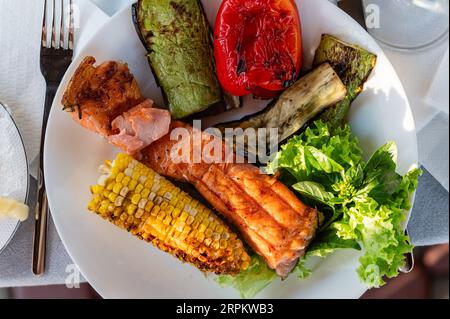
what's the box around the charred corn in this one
[88,153,250,275]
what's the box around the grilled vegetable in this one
[215,63,347,155]
[134,0,221,119]
[214,0,303,98]
[314,34,377,127]
[88,153,250,275]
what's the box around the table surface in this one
[0,0,448,289]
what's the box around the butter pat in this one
[0,196,29,221]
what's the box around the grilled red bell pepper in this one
[214,0,303,98]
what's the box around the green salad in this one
[218,120,421,298]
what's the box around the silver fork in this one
[33,0,74,275]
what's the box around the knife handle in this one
[32,168,49,276]
[32,83,57,276]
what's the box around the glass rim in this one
[369,27,449,52]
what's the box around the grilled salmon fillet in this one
[142,122,318,277]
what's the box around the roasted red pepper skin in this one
[214,0,303,98]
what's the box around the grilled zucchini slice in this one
[134,0,221,119]
[314,34,377,127]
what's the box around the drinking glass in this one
[362,0,449,50]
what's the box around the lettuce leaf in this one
[267,120,421,288]
[216,255,277,299]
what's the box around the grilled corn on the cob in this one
[88,153,250,275]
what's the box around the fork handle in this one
[32,83,58,276]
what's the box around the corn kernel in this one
[98,205,108,215]
[120,213,128,221]
[135,184,144,194]
[87,201,98,211]
[198,223,207,233]
[155,196,163,205]
[129,160,138,168]
[139,175,148,184]
[186,215,194,225]
[112,183,122,194]
[122,176,131,186]
[131,193,141,205]
[197,232,205,242]
[108,192,118,202]
[149,192,156,201]
[191,219,201,230]
[172,207,181,218]
[128,180,137,191]
[163,215,172,226]
[151,182,160,193]
[163,192,172,201]
[127,216,134,224]
[141,188,150,199]
[151,205,160,216]
[132,171,140,181]
[114,208,122,217]
[127,204,137,215]
[116,172,125,183]
[135,209,144,219]
[205,228,213,238]
[138,198,148,209]
[219,239,228,249]
[180,211,189,222]
[91,185,104,194]
[145,201,154,212]
[119,186,129,197]
[157,210,166,221]
[124,167,133,177]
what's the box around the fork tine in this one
[51,0,56,48]
[69,0,74,50]
[60,0,65,49]
[41,0,48,48]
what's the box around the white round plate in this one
[44,0,418,298]
[0,102,29,253]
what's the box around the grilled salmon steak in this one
[142,122,318,277]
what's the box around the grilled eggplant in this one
[314,34,377,127]
[133,0,221,119]
[215,63,347,157]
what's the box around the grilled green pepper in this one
[134,0,221,119]
[314,34,377,128]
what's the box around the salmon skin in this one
[142,122,318,277]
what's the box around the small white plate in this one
[0,102,29,253]
[44,0,418,298]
